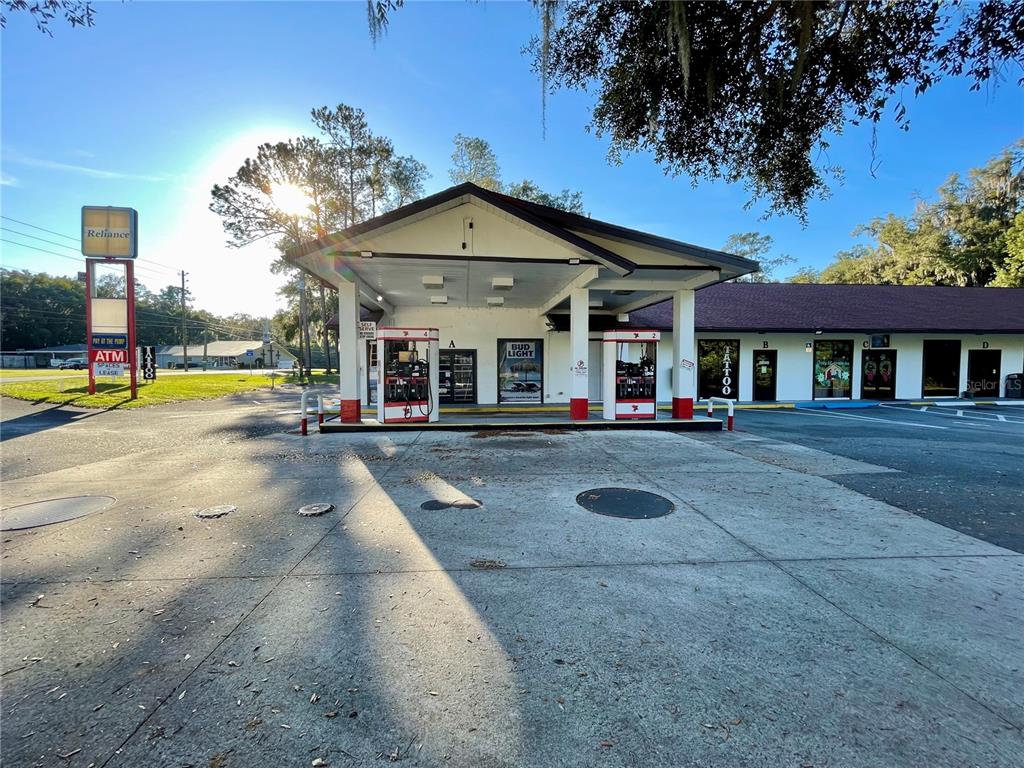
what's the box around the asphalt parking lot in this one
[703,403,1024,554]
[2,395,1022,767]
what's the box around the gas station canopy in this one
[285,182,758,427]
[286,182,757,316]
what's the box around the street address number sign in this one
[82,206,138,259]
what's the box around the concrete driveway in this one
[1,409,1021,767]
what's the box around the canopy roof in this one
[286,183,757,317]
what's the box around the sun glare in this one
[271,183,309,217]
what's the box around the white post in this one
[569,287,589,420]
[672,289,696,418]
[337,280,361,422]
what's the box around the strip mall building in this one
[290,183,1024,420]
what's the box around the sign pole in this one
[126,259,138,400]
[85,260,96,395]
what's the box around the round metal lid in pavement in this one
[576,488,675,520]
[297,503,335,517]
[1,495,116,531]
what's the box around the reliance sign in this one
[82,206,138,259]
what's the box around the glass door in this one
[861,350,896,400]
[439,349,477,404]
[967,349,1000,397]
[752,349,777,401]
[813,340,853,398]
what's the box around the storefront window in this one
[813,340,853,398]
[497,339,543,403]
[922,340,961,397]
[698,340,740,400]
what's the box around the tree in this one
[449,134,586,212]
[375,1,1024,220]
[1,0,94,35]
[794,142,1024,286]
[789,267,820,284]
[722,232,796,283]
[0,269,85,350]
[450,134,502,190]
[211,103,430,374]
[504,179,584,214]
[992,211,1024,287]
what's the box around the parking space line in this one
[765,408,948,429]
[885,404,1024,426]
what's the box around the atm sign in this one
[91,349,128,364]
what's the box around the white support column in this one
[671,289,696,418]
[569,287,589,420]
[337,279,361,422]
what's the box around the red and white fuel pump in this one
[376,327,440,424]
[602,329,660,420]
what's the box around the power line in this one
[1,227,80,253]
[1,238,180,283]
[0,214,183,274]
[0,215,78,243]
[0,226,175,281]
[1,238,82,264]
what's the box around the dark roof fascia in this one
[632,264,723,272]
[338,251,602,267]
[493,193,759,275]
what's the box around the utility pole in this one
[180,271,189,372]
[202,324,209,371]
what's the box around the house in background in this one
[156,340,297,369]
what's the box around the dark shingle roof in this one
[627,284,1024,333]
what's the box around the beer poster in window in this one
[497,339,543,403]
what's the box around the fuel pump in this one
[376,327,440,424]
[602,329,660,420]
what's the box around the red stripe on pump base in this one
[569,398,589,420]
[672,397,694,419]
[340,399,361,423]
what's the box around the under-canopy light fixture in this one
[486,296,505,306]
[569,258,581,265]
[360,251,373,259]
[589,298,604,308]
[376,294,384,302]
[422,275,444,289]
[430,295,448,305]
[491,276,514,291]
[616,313,630,322]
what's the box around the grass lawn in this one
[0,369,84,379]
[0,372,290,409]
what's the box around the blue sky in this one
[2,1,1022,316]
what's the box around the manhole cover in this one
[195,505,235,519]
[419,498,483,511]
[0,495,116,531]
[297,503,334,517]
[575,488,675,519]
